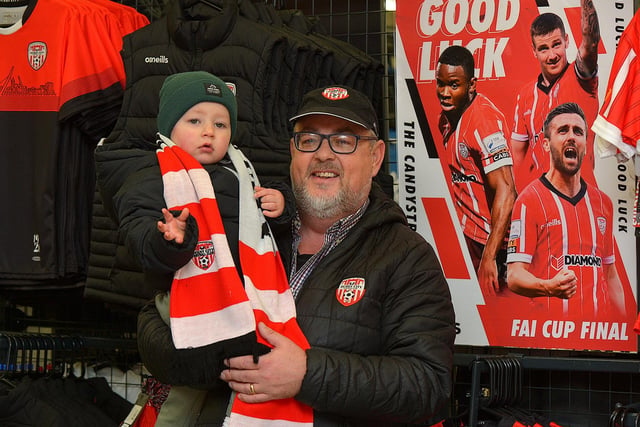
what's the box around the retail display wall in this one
[1,0,638,425]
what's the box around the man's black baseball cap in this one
[289,86,379,137]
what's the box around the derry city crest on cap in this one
[322,87,349,100]
[336,277,365,306]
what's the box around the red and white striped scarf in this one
[157,135,313,426]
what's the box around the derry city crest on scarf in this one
[193,241,215,270]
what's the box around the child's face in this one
[170,101,232,165]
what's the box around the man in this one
[511,0,600,192]
[507,103,625,318]
[138,86,456,426]
[436,45,516,299]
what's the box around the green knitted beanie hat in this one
[157,71,237,140]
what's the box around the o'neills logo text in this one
[541,218,562,229]
[193,241,215,270]
[145,55,169,64]
[551,254,602,270]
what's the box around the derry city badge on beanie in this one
[290,85,379,137]
[157,71,237,140]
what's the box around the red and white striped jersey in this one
[511,64,598,191]
[507,176,615,317]
[0,0,129,282]
[592,9,640,160]
[438,93,512,245]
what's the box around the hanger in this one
[17,334,32,375]
[199,0,222,11]
[45,335,64,377]
[610,402,640,427]
[0,333,15,387]
[482,357,501,407]
[7,334,18,376]
[32,334,42,375]
[0,333,10,374]
[71,336,87,378]
[267,0,286,10]
[39,334,49,375]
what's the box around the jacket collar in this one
[166,0,238,51]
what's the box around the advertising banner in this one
[396,0,638,351]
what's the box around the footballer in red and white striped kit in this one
[437,46,517,299]
[511,0,600,192]
[507,103,625,318]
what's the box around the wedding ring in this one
[249,383,256,394]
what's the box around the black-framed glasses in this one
[293,132,378,154]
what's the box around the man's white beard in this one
[293,182,365,220]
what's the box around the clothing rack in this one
[0,331,138,377]
[454,353,640,426]
[0,331,142,426]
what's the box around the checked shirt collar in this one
[289,199,369,299]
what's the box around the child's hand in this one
[157,208,189,244]
[255,186,284,218]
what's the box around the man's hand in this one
[545,269,578,299]
[157,207,189,244]
[220,323,307,403]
